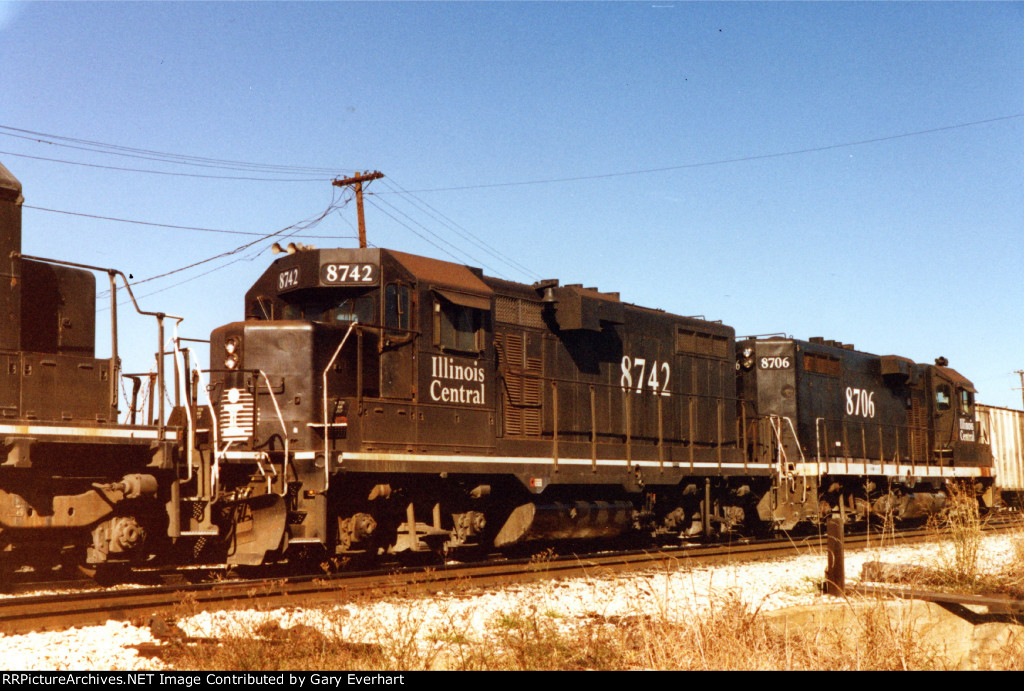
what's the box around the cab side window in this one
[435,300,485,353]
[935,384,952,412]
[385,284,411,330]
[958,388,973,415]
[247,297,274,320]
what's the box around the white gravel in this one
[1,534,1018,671]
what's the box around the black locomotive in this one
[0,159,997,575]
[736,336,991,529]
[200,245,994,565]
[0,161,181,576]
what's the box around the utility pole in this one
[1015,370,1024,410]
[332,171,384,249]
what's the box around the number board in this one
[278,267,300,291]
[320,263,378,285]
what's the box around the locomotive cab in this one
[926,361,986,466]
[206,247,498,563]
[212,247,495,451]
[204,245,751,564]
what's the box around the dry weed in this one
[926,482,982,588]
[148,529,1024,672]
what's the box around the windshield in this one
[283,295,375,324]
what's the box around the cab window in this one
[385,284,411,330]
[958,388,974,415]
[283,295,375,324]
[247,296,275,320]
[935,384,952,412]
[435,300,485,352]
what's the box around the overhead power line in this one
[97,188,350,305]
[24,204,355,240]
[0,124,350,175]
[0,149,334,182]
[381,177,542,281]
[364,196,491,272]
[389,113,1024,193]
[3,124,545,283]
[367,193,507,279]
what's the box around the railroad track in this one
[1,519,1017,637]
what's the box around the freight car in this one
[976,404,1024,508]
[0,161,183,578]
[197,244,995,566]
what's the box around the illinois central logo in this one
[220,387,254,441]
[430,356,486,405]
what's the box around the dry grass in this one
[152,590,1024,671]
[918,483,1024,599]
[932,483,984,586]
[152,572,1024,671]
[147,501,1024,672]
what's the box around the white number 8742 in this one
[620,356,671,396]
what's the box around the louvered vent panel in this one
[523,408,542,436]
[523,358,542,405]
[506,332,524,367]
[497,331,543,438]
[907,391,928,463]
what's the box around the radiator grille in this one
[495,296,545,329]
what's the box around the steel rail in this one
[1,519,1018,637]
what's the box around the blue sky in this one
[1,1,1021,408]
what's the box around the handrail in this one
[811,414,934,466]
[172,338,219,497]
[781,415,807,502]
[768,414,808,500]
[173,343,196,484]
[257,369,290,497]
[321,321,358,492]
[15,252,183,434]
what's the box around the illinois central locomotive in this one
[736,336,991,529]
[199,244,994,565]
[0,157,998,575]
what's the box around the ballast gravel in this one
[0,534,1018,671]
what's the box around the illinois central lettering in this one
[430,356,486,405]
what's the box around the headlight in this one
[224,336,240,369]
